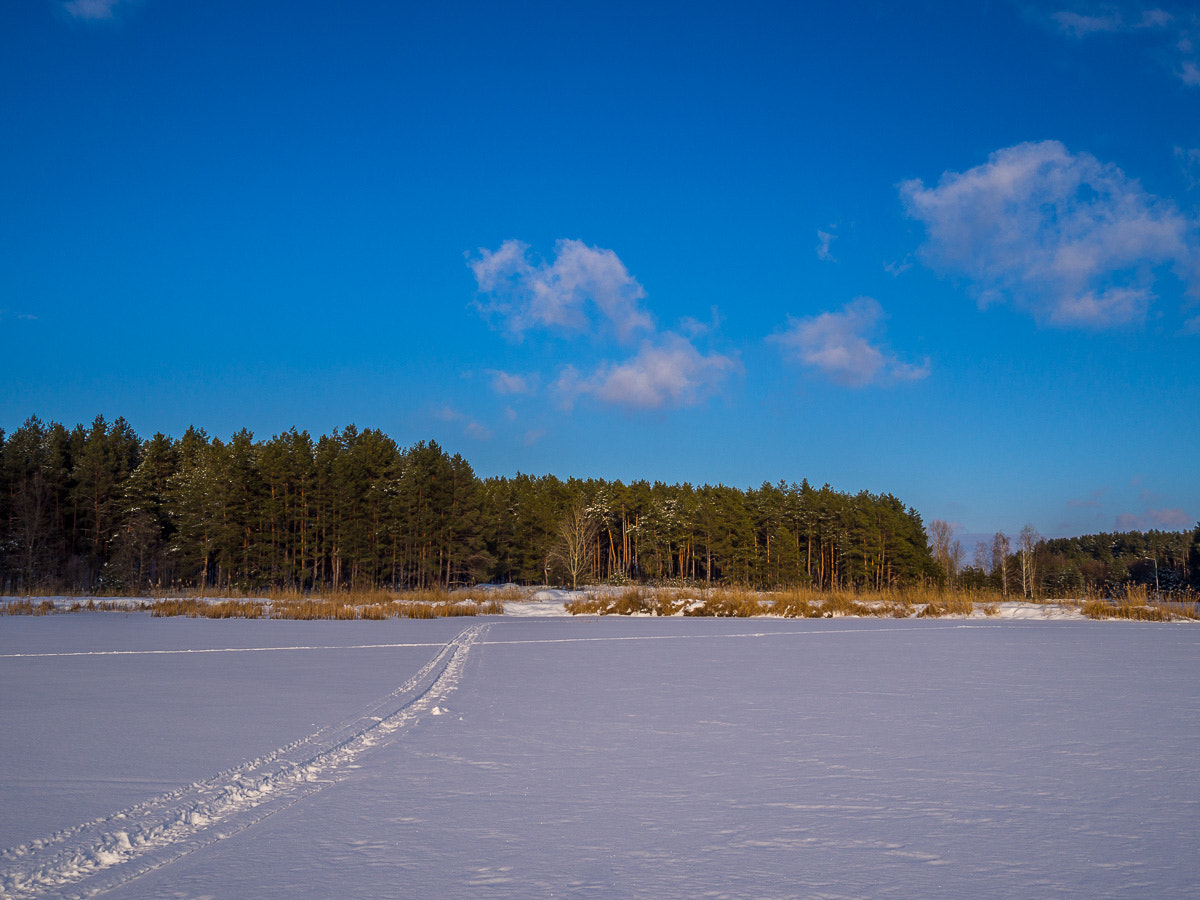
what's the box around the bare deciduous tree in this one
[550,503,599,590]
[928,519,954,585]
[1019,524,1040,599]
[949,539,965,583]
[974,540,990,574]
[991,532,1011,596]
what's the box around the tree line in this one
[5,415,1194,598]
[1,415,941,594]
[929,519,1200,598]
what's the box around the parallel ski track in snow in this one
[0,623,488,899]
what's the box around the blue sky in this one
[2,0,1198,541]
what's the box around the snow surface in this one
[2,613,1199,898]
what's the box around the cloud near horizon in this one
[432,404,493,442]
[1115,507,1191,530]
[470,239,654,343]
[900,140,1198,329]
[771,297,930,387]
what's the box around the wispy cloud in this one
[1067,489,1106,509]
[1176,145,1200,189]
[62,0,131,21]
[1115,507,1191,530]
[900,140,1198,328]
[1050,9,1126,37]
[1035,2,1199,87]
[470,239,654,343]
[770,297,930,387]
[486,370,537,396]
[679,307,723,339]
[816,228,837,262]
[553,333,738,411]
[432,404,492,440]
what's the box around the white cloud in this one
[900,140,1197,328]
[470,239,654,342]
[771,297,930,388]
[553,333,738,411]
[471,238,737,413]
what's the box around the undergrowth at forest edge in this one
[4,583,1198,620]
[0,588,506,620]
[562,585,1200,621]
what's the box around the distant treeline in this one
[1,415,940,594]
[1037,531,1200,595]
[935,524,1200,598]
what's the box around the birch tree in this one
[551,501,599,590]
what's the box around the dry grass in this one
[129,589,508,620]
[565,587,691,616]
[562,584,1007,619]
[684,588,767,617]
[1081,598,1200,622]
[919,592,976,618]
[1,599,57,616]
[1079,583,1200,621]
[150,598,265,619]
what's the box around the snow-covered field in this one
[2,613,1198,898]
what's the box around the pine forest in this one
[2,415,1197,598]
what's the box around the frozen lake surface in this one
[2,614,1198,898]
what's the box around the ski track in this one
[1,622,972,660]
[484,622,970,645]
[0,623,488,899]
[0,642,452,660]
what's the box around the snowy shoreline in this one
[2,589,1194,622]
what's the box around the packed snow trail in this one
[0,623,487,899]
